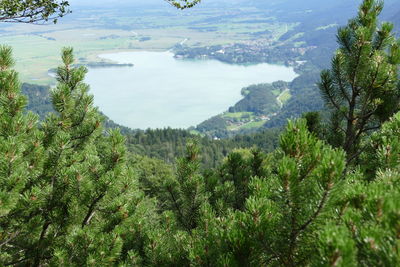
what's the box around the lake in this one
[85,51,297,129]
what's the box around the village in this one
[174,40,317,67]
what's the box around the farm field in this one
[0,4,295,84]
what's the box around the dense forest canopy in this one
[0,0,400,266]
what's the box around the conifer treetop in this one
[319,0,400,162]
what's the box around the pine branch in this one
[70,111,88,128]
[33,220,51,267]
[333,55,351,104]
[346,145,369,165]
[82,193,105,228]
[257,232,281,264]
[81,155,121,228]
[264,255,279,265]
[362,125,381,132]
[320,79,349,120]
[0,231,20,248]
[5,257,29,266]
[293,189,329,239]
[166,184,188,231]
[299,158,319,183]
[70,127,97,142]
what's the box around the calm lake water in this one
[85,51,297,129]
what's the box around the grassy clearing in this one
[189,129,203,136]
[239,120,265,130]
[277,89,292,104]
[222,112,254,119]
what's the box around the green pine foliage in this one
[188,120,346,266]
[0,47,158,266]
[360,112,400,179]
[161,140,207,232]
[1,0,400,265]
[317,113,400,266]
[212,148,267,212]
[0,45,45,264]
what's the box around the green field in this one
[239,120,266,130]
[222,112,254,119]
[227,119,265,131]
[1,33,138,84]
[0,5,295,85]
[277,89,292,104]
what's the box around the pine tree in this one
[317,112,400,266]
[209,148,267,213]
[138,140,208,266]
[0,46,45,264]
[2,1,400,265]
[184,120,346,266]
[41,48,157,266]
[0,48,159,266]
[302,111,323,138]
[319,0,400,163]
[241,119,345,266]
[220,150,252,211]
[163,139,207,232]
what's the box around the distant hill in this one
[271,0,399,49]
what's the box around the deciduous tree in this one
[165,0,201,9]
[0,0,70,23]
[0,0,201,24]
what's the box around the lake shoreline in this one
[85,50,298,130]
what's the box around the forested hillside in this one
[21,83,280,168]
[191,0,400,136]
[21,84,53,119]
[126,128,281,168]
[194,70,324,137]
[1,0,400,266]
